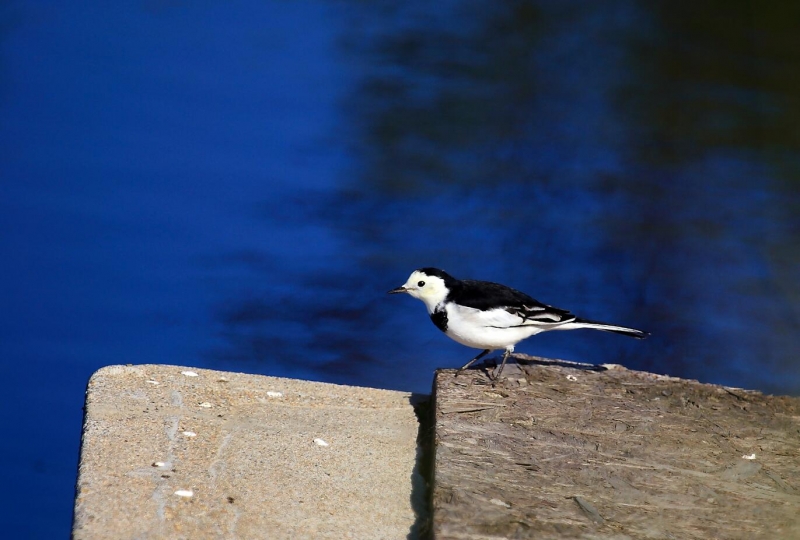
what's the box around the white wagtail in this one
[389,267,648,379]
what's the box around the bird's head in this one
[388,268,452,312]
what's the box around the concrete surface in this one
[431,354,800,540]
[73,365,427,539]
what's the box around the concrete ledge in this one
[73,365,427,539]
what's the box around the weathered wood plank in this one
[432,355,800,539]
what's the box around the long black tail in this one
[570,318,650,339]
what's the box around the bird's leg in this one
[455,349,492,377]
[492,348,513,380]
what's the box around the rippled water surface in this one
[2,1,798,535]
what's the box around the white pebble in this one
[174,490,194,498]
[181,371,199,377]
[313,438,329,447]
[146,380,160,385]
[489,498,510,508]
[566,374,578,381]
[742,453,756,460]
[266,391,283,398]
[198,402,212,408]
[182,431,197,437]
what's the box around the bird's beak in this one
[388,286,408,294]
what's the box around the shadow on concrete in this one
[407,392,433,540]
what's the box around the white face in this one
[396,270,449,312]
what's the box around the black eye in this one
[417,280,425,287]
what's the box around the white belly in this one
[442,303,544,350]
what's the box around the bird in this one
[388,267,648,379]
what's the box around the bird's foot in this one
[455,349,492,377]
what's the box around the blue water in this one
[2,1,799,536]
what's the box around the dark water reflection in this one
[215,0,800,395]
[2,1,799,536]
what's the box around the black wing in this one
[452,280,577,324]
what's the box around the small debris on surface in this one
[152,461,167,468]
[566,374,578,381]
[198,402,212,408]
[600,364,625,370]
[742,453,756,460]
[174,490,194,498]
[266,391,283,398]
[489,498,511,508]
[181,371,199,377]
[313,438,329,447]
[146,380,160,385]
[573,496,604,524]
[182,431,197,437]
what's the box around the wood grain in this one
[432,355,800,539]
